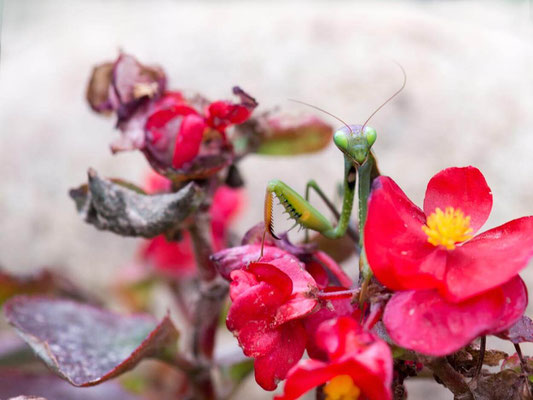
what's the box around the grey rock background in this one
[1,0,533,398]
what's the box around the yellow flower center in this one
[422,207,473,250]
[323,375,361,400]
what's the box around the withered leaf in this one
[470,370,533,400]
[3,296,179,387]
[86,62,114,113]
[69,169,202,238]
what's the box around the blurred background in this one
[1,0,533,398]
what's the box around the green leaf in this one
[256,115,333,155]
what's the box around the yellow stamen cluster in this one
[323,375,361,400]
[422,207,473,250]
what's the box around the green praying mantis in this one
[262,67,406,284]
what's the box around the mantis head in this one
[333,124,377,165]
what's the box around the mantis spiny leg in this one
[304,179,360,245]
[264,155,356,241]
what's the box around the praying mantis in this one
[263,67,406,283]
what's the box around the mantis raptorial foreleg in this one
[304,179,360,244]
[265,156,356,241]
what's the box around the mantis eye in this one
[364,126,377,147]
[333,129,349,151]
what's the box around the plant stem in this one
[187,208,228,400]
[316,288,360,300]
[473,336,486,378]
[514,343,529,373]
[424,357,473,400]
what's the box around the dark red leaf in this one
[0,270,57,306]
[497,315,533,344]
[0,371,139,400]
[0,268,102,307]
[3,296,179,387]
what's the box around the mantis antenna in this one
[288,99,352,133]
[290,62,406,135]
[360,62,407,134]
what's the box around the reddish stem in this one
[316,288,359,300]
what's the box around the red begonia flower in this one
[205,86,258,133]
[276,317,392,400]
[383,275,528,356]
[365,166,533,302]
[303,292,360,360]
[144,92,206,169]
[227,259,318,390]
[365,166,533,355]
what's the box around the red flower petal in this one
[172,114,206,169]
[254,320,306,391]
[492,276,528,333]
[248,262,293,298]
[305,260,329,290]
[276,293,318,324]
[206,101,252,131]
[304,296,358,360]
[444,216,533,302]
[423,167,492,234]
[383,279,525,356]
[228,269,258,301]
[313,251,353,288]
[210,186,243,226]
[226,281,288,357]
[365,176,440,291]
[211,245,292,280]
[144,171,171,194]
[140,235,196,278]
[316,317,374,361]
[274,359,335,400]
[268,257,317,295]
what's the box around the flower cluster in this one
[87,53,257,180]
[212,232,392,397]
[210,166,533,397]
